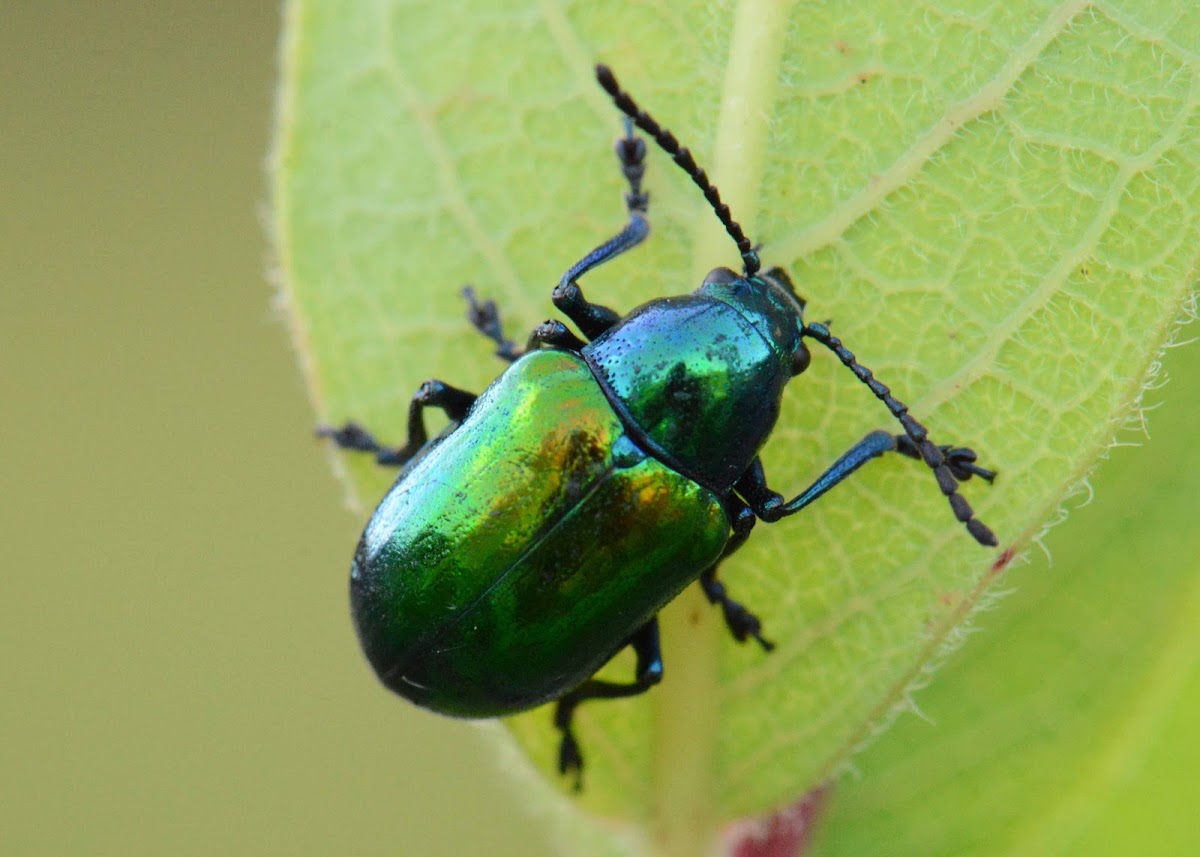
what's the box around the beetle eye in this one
[702,267,740,286]
[792,343,811,376]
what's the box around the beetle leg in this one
[462,288,590,359]
[735,437,895,522]
[551,120,650,341]
[735,433,994,524]
[701,496,774,651]
[553,617,662,790]
[461,285,524,363]
[316,379,477,468]
[552,278,626,342]
[702,566,774,651]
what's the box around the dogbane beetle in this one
[318,65,997,788]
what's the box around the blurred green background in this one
[3,3,1196,857]
[2,4,550,855]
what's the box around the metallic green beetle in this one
[320,66,997,787]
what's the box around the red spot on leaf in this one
[724,785,831,857]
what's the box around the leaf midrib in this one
[652,1,796,855]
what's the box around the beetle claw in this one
[942,446,997,483]
[558,732,584,791]
[753,631,776,652]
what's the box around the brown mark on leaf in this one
[991,546,1015,574]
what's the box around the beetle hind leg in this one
[553,617,662,790]
[316,379,476,468]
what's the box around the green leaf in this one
[272,2,1200,855]
[811,332,1200,857]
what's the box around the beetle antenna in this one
[803,321,998,547]
[595,64,760,276]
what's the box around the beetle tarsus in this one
[698,499,775,650]
[316,421,408,467]
[700,567,775,652]
[462,285,523,363]
[894,435,996,483]
[595,63,760,276]
[616,118,649,213]
[554,704,586,791]
[316,420,377,452]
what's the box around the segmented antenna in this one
[804,322,998,547]
[595,64,760,276]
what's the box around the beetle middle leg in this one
[552,118,650,341]
[461,285,524,363]
[554,616,662,790]
[462,287,589,362]
[701,495,775,651]
[316,379,477,468]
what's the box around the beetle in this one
[319,65,997,788]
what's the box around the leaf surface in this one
[273,2,1200,854]
[812,336,1200,857]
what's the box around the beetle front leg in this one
[892,434,997,483]
[735,433,995,523]
[554,617,662,790]
[552,120,651,341]
[316,379,477,468]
